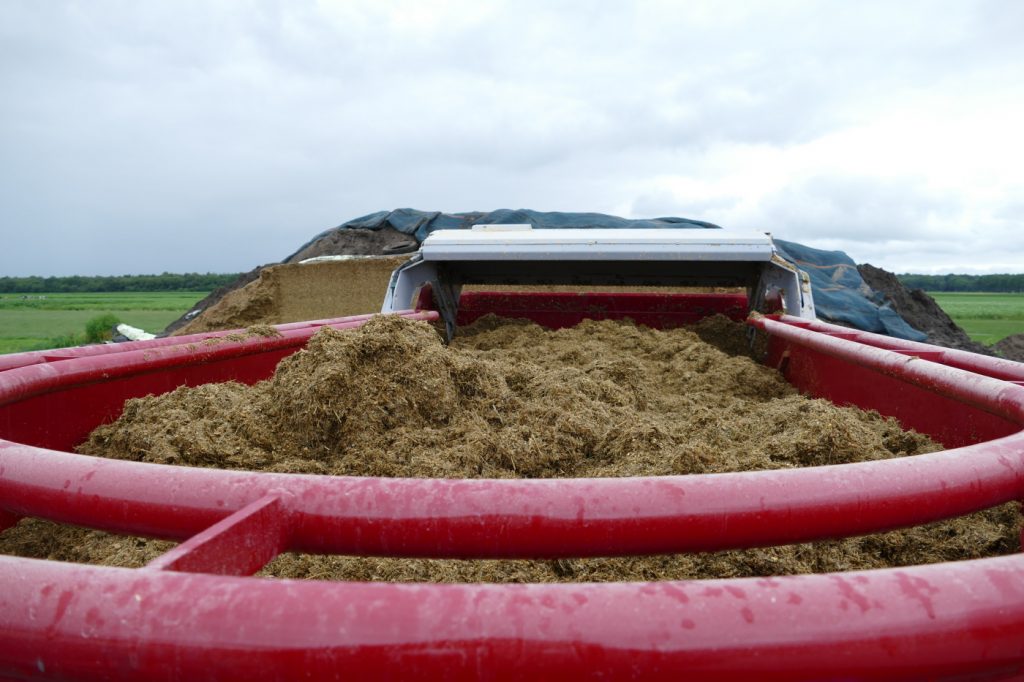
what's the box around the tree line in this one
[2,271,1020,294]
[897,273,1024,293]
[0,273,241,293]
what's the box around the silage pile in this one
[171,257,409,336]
[82,315,937,477]
[163,227,416,335]
[2,315,1019,581]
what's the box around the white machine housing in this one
[382,227,815,340]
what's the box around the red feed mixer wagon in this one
[0,228,1023,680]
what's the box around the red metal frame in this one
[1,555,1022,681]
[456,291,750,328]
[0,297,1023,680]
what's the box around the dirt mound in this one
[994,333,1024,362]
[4,315,1018,581]
[172,256,409,336]
[858,264,991,354]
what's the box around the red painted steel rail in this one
[0,296,1022,680]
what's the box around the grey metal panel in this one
[421,229,774,262]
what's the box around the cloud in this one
[754,174,961,242]
[0,0,1021,276]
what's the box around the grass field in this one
[0,292,206,354]
[928,292,1024,345]
[1,289,1020,356]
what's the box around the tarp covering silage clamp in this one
[297,208,925,342]
[773,239,926,341]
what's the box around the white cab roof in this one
[421,228,775,261]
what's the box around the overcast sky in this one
[2,0,1022,276]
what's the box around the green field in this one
[928,292,1024,345]
[0,292,206,354]
[1,288,1020,356]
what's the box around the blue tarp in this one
[306,208,925,341]
[292,208,720,250]
[773,239,926,341]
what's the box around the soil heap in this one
[2,315,1018,582]
[994,333,1024,363]
[857,264,992,354]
